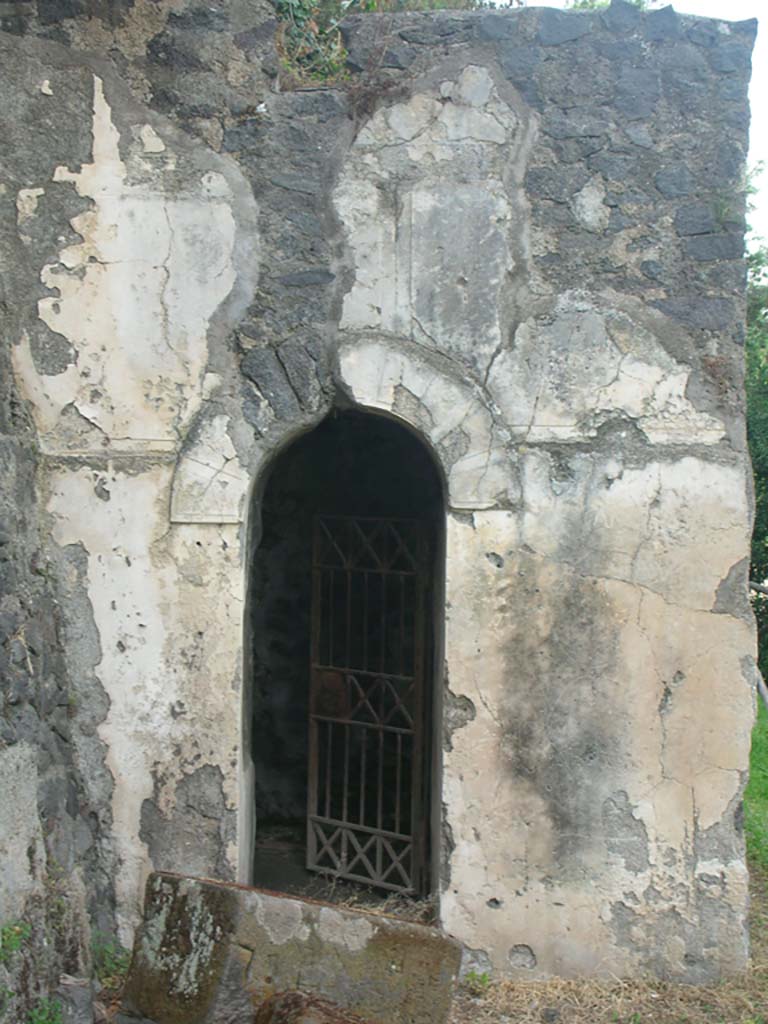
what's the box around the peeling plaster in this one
[3,8,757,983]
[13,76,239,453]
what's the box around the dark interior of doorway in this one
[249,409,442,912]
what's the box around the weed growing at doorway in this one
[463,970,492,998]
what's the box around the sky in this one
[531,0,767,247]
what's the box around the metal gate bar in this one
[307,515,428,894]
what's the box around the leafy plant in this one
[0,922,31,966]
[91,934,131,987]
[26,1000,62,1024]
[275,0,355,82]
[273,0,502,84]
[463,969,492,996]
[0,985,12,1015]
[565,0,657,8]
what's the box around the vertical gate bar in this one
[325,721,333,819]
[410,531,427,894]
[376,732,384,879]
[346,568,352,668]
[380,572,387,673]
[359,726,367,825]
[363,570,369,672]
[328,567,334,667]
[395,732,402,834]
[342,722,350,868]
[307,519,324,871]
[377,724,384,835]
[399,573,405,677]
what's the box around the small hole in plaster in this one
[486,552,504,568]
[487,897,503,909]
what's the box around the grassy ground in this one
[449,706,768,1024]
[747,704,768,874]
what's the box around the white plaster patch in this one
[171,414,249,523]
[335,66,523,373]
[487,295,727,445]
[13,75,238,453]
[316,907,374,952]
[16,187,44,224]
[516,451,749,609]
[571,177,610,233]
[11,330,80,431]
[338,335,516,509]
[47,462,178,939]
[439,497,754,977]
[140,123,166,153]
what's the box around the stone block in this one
[56,975,94,1024]
[537,8,593,46]
[685,232,744,262]
[118,873,462,1024]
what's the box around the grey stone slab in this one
[119,873,462,1024]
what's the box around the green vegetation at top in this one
[272,0,665,84]
[273,0,509,83]
[564,0,657,9]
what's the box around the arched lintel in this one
[337,335,514,512]
[170,335,514,525]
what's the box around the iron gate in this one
[307,515,429,895]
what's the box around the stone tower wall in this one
[0,0,758,983]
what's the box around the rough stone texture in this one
[118,873,461,1024]
[0,0,758,985]
[0,171,102,1019]
[254,992,371,1023]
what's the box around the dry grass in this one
[306,875,438,924]
[449,864,768,1024]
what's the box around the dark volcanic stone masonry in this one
[0,0,758,1009]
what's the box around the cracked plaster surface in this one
[4,12,757,982]
[12,75,239,453]
[441,509,753,977]
[9,68,257,941]
[334,66,530,375]
[487,292,727,445]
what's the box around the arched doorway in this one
[247,409,444,900]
